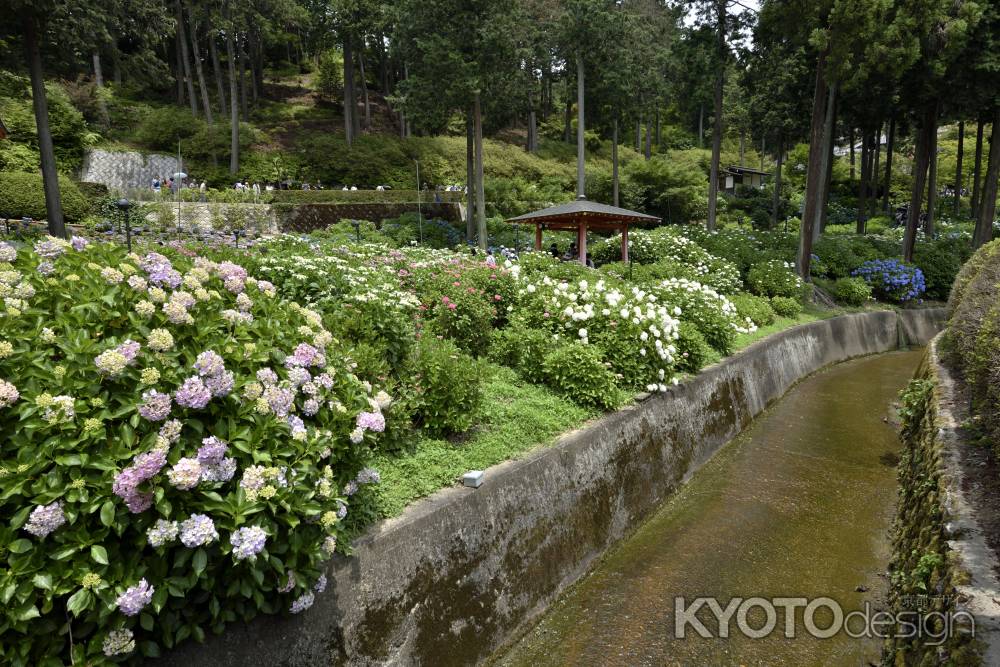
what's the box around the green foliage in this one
[747,259,804,298]
[316,50,344,100]
[770,296,803,318]
[410,336,482,436]
[542,341,621,410]
[0,82,94,171]
[0,172,91,222]
[831,277,872,306]
[488,324,550,384]
[674,321,713,374]
[730,293,776,327]
[912,237,972,302]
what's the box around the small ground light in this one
[116,198,133,252]
[462,471,484,488]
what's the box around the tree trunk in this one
[815,93,836,241]
[871,123,882,220]
[973,106,1000,248]
[954,120,964,216]
[23,14,64,237]
[857,130,870,234]
[344,32,356,146]
[706,0,727,232]
[187,14,214,125]
[925,120,938,235]
[176,1,198,117]
[112,49,122,85]
[797,49,830,279]
[248,33,259,106]
[466,108,475,241]
[739,132,745,166]
[576,54,586,199]
[209,32,227,119]
[92,51,110,128]
[238,37,250,120]
[698,103,704,148]
[359,48,371,130]
[644,117,651,160]
[635,116,641,152]
[772,137,784,228]
[564,97,572,144]
[474,91,487,250]
[175,27,185,106]
[612,117,620,207]
[527,87,537,153]
[882,117,895,213]
[971,114,985,218]
[377,32,389,94]
[903,106,935,262]
[655,107,661,147]
[226,27,240,174]
[849,126,856,181]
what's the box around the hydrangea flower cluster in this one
[115,578,154,616]
[24,501,66,538]
[230,525,267,560]
[852,259,926,303]
[179,513,219,547]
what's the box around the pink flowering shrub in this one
[0,239,387,665]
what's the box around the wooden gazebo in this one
[507,197,660,265]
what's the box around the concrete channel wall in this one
[160,308,946,667]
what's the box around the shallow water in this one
[496,350,923,667]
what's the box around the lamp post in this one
[117,198,133,252]
[350,219,361,243]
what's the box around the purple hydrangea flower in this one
[278,571,296,593]
[138,390,172,422]
[34,237,69,259]
[289,591,315,614]
[116,340,141,362]
[70,236,89,251]
[113,450,167,514]
[356,411,385,433]
[265,386,294,417]
[24,501,66,537]
[288,367,311,387]
[230,525,267,560]
[356,467,381,485]
[0,379,19,408]
[287,415,307,438]
[141,253,182,288]
[315,373,334,389]
[194,351,226,377]
[175,376,211,409]
[37,261,55,276]
[115,579,154,616]
[217,261,248,292]
[0,241,17,263]
[343,480,358,496]
[180,514,219,547]
[167,457,202,490]
[286,343,322,368]
[256,368,278,385]
[303,398,320,416]
[205,370,235,397]
[313,575,327,593]
[197,437,228,465]
[200,457,237,483]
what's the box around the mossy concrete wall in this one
[160,308,945,667]
[886,337,1000,665]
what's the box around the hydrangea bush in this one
[0,238,387,665]
[747,259,805,299]
[852,259,926,303]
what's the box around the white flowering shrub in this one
[649,278,756,355]
[515,275,680,393]
[747,259,806,299]
[0,238,387,665]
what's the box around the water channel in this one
[496,350,923,667]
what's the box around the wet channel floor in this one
[496,350,923,667]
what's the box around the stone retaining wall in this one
[885,336,1000,665]
[159,308,946,667]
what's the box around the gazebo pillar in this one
[621,224,629,263]
[534,223,542,251]
[577,221,588,266]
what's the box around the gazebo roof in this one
[507,197,660,228]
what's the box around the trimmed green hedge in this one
[0,171,91,223]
